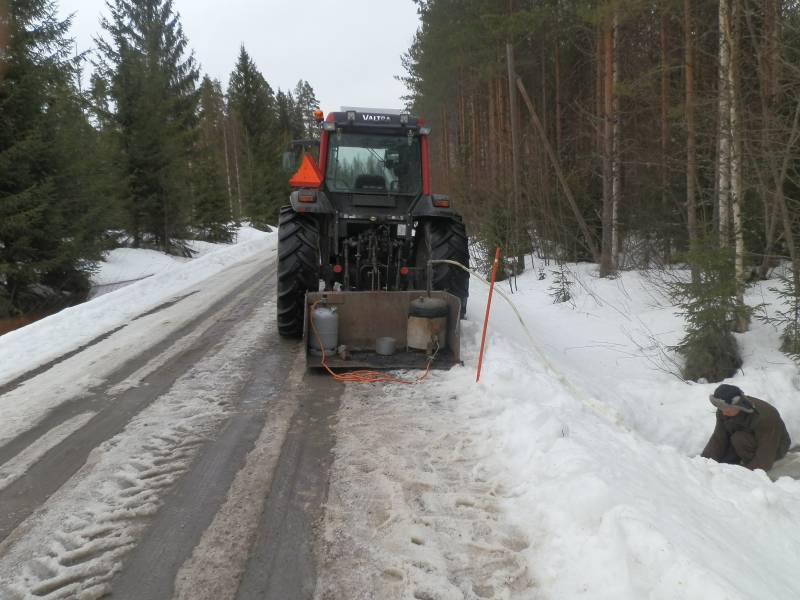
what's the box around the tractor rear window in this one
[326,132,421,195]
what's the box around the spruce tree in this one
[194,76,232,242]
[293,79,320,139]
[96,0,199,253]
[276,89,303,141]
[227,46,282,228]
[0,0,104,317]
[670,241,750,382]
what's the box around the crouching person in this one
[702,384,791,472]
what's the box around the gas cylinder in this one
[407,297,448,352]
[309,305,338,355]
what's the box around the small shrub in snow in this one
[760,269,800,363]
[549,264,574,305]
[669,242,748,382]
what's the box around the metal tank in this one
[406,296,448,352]
[308,305,338,355]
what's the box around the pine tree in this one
[293,79,320,139]
[0,0,104,317]
[96,0,199,253]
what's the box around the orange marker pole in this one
[476,246,501,382]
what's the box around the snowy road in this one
[0,250,349,599]
[0,243,531,600]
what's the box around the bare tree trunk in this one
[441,103,451,192]
[600,12,615,276]
[507,43,521,208]
[661,12,670,230]
[684,0,698,253]
[596,27,604,157]
[776,99,800,319]
[765,0,780,105]
[222,119,234,219]
[517,77,601,263]
[458,82,466,157]
[471,94,479,185]
[555,33,562,157]
[729,0,748,331]
[747,0,781,278]
[717,0,732,246]
[507,43,523,276]
[0,0,8,83]
[611,10,621,267]
[231,126,243,219]
[487,79,496,183]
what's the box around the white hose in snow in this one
[430,259,628,430]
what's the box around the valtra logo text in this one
[361,114,391,122]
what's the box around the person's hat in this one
[709,384,754,413]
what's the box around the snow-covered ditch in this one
[319,261,800,600]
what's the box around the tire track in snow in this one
[169,353,305,600]
[0,413,96,492]
[0,256,276,450]
[0,264,276,540]
[0,294,279,599]
[316,376,535,600]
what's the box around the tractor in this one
[278,108,469,367]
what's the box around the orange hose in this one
[310,300,433,384]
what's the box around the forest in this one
[0,0,319,318]
[403,0,800,379]
[5,0,800,380]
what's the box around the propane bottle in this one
[309,305,338,355]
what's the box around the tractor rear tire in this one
[277,206,320,338]
[416,218,470,318]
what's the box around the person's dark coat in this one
[701,396,791,471]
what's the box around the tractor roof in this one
[326,108,423,132]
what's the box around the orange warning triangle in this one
[289,154,323,188]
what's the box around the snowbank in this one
[0,226,276,385]
[463,261,800,599]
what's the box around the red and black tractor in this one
[277,108,469,339]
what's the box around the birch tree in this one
[718,0,732,246]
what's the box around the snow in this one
[3,232,800,599]
[0,226,276,386]
[475,264,800,599]
[0,282,277,597]
[0,226,277,446]
[318,261,800,600]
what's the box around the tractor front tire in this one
[416,218,470,318]
[277,206,319,338]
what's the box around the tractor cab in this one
[318,109,428,196]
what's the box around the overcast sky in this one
[57,0,420,113]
